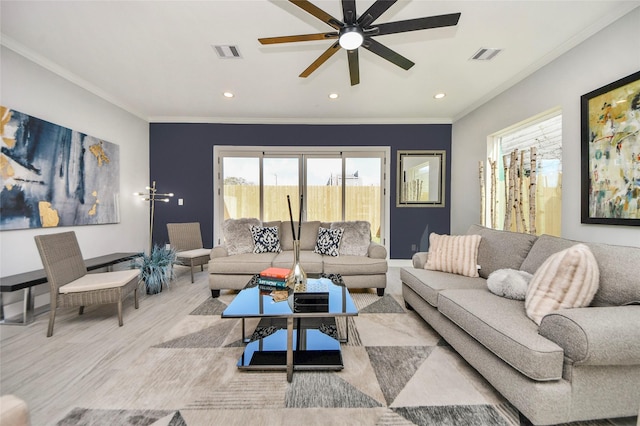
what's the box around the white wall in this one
[451,8,640,247]
[0,46,149,277]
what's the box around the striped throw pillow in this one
[525,244,600,325]
[425,233,481,278]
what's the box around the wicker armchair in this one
[166,222,211,283]
[34,231,140,337]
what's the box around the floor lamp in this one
[135,181,173,254]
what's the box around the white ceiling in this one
[1,1,638,124]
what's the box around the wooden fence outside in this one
[224,185,382,239]
[494,174,562,236]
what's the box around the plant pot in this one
[137,245,177,295]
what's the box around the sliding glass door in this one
[222,157,259,219]
[305,157,342,222]
[215,147,388,246]
[263,156,300,222]
[345,156,382,241]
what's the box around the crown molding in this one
[1,34,148,121]
[147,116,453,125]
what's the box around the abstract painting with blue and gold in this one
[0,106,120,230]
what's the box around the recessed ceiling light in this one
[434,93,446,99]
[328,93,339,99]
[223,92,234,98]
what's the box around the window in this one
[214,146,389,246]
[486,110,562,236]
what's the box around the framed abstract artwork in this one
[581,71,640,226]
[0,107,120,230]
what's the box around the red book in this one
[260,267,290,279]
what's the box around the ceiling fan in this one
[258,0,461,86]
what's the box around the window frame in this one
[213,145,390,248]
[485,108,562,234]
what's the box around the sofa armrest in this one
[0,395,30,426]
[412,252,429,269]
[210,246,229,259]
[538,306,640,366]
[367,242,387,259]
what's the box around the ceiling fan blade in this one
[363,38,414,70]
[342,0,357,25]
[259,32,338,45]
[299,41,341,78]
[374,13,461,36]
[347,49,360,85]
[290,0,343,30]
[358,0,398,27]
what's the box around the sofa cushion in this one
[323,255,387,275]
[425,233,481,277]
[281,221,321,251]
[522,235,640,307]
[467,224,537,279]
[520,235,574,274]
[262,220,281,236]
[208,252,278,274]
[271,250,324,274]
[59,269,139,293]
[586,242,640,306]
[400,267,486,307]
[314,227,343,256]
[438,289,564,381]
[330,221,371,256]
[223,218,261,256]
[525,244,599,325]
[250,225,281,254]
[487,268,532,300]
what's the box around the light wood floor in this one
[0,265,219,425]
[0,267,406,425]
[2,268,637,426]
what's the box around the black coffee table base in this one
[221,274,358,382]
[238,328,344,372]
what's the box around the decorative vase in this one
[286,240,307,291]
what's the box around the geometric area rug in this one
[54,292,610,426]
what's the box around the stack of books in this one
[257,267,290,289]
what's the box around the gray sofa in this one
[209,219,388,297]
[400,224,640,425]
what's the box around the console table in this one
[0,252,142,325]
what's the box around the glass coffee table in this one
[221,274,358,382]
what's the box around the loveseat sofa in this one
[209,218,387,297]
[400,224,640,425]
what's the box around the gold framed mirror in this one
[397,150,446,207]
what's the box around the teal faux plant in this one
[137,245,177,294]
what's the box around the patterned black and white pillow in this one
[250,225,281,253]
[314,227,344,256]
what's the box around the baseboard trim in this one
[389,259,412,268]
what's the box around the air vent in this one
[213,45,242,59]
[470,48,502,61]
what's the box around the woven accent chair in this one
[166,222,211,283]
[34,231,140,337]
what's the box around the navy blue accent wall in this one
[149,123,451,259]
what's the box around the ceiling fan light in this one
[339,26,364,50]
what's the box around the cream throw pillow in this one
[525,243,600,325]
[425,233,481,278]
